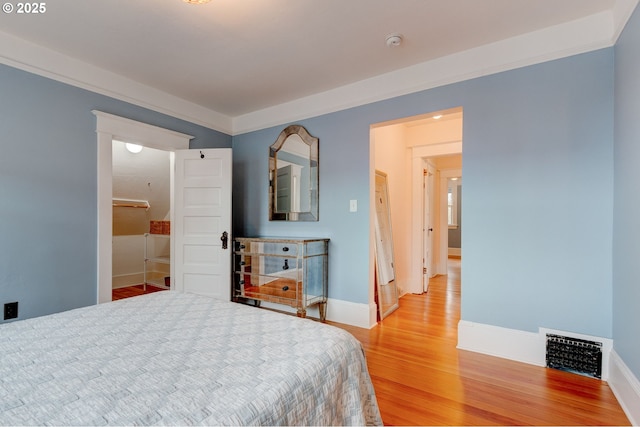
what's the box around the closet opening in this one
[112,141,171,301]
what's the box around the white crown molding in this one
[1,2,637,136]
[233,10,618,134]
[0,30,233,134]
[612,0,640,42]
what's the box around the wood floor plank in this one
[330,258,630,426]
[112,284,166,300]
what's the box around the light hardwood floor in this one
[112,284,166,301]
[331,258,630,426]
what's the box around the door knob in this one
[220,231,228,249]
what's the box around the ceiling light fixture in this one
[125,143,143,154]
[433,115,443,120]
[183,0,211,4]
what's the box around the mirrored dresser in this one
[233,237,329,321]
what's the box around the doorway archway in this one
[371,107,462,304]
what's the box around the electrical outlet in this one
[4,302,18,320]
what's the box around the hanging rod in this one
[112,198,150,210]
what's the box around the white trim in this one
[257,298,376,329]
[3,3,637,136]
[414,156,462,282]
[232,11,620,134]
[409,156,424,295]
[413,141,463,159]
[612,0,640,43]
[93,111,193,149]
[111,273,145,289]
[448,247,461,257]
[457,320,615,380]
[94,111,192,304]
[0,31,232,134]
[608,350,640,426]
[457,320,544,367]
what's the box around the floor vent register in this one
[546,334,602,379]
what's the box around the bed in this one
[0,291,382,426]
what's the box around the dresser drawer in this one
[233,237,328,321]
[235,240,299,256]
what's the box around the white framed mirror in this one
[269,125,319,221]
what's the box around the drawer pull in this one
[239,280,245,285]
[283,259,289,270]
[240,261,245,266]
[282,246,289,252]
[282,286,289,291]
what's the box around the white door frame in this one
[411,141,461,293]
[94,111,192,304]
[422,162,435,292]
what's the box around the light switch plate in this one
[349,199,358,212]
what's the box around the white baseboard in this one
[448,247,461,257]
[457,321,614,379]
[257,297,375,329]
[457,320,545,366]
[608,350,640,426]
[112,273,144,289]
[458,320,638,424]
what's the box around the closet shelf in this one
[144,233,170,291]
[112,198,150,210]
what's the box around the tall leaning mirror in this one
[269,125,319,221]
[374,170,399,319]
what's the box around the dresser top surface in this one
[235,236,329,244]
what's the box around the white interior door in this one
[423,166,433,292]
[173,148,232,300]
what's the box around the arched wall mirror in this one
[269,125,319,221]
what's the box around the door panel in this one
[174,148,232,300]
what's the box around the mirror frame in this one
[269,124,319,221]
[374,170,399,319]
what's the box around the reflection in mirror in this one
[269,125,319,221]
[374,170,399,319]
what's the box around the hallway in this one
[333,259,629,425]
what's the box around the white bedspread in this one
[0,292,382,426]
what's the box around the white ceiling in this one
[0,0,636,134]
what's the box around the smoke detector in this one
[385,33,403,48]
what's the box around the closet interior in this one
[112,141,171,296]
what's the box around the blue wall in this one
[0,38,625,358]
[0,64,230,323]
[233,48,615,339]
[613,5,640,378]
[462,51,614,337]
